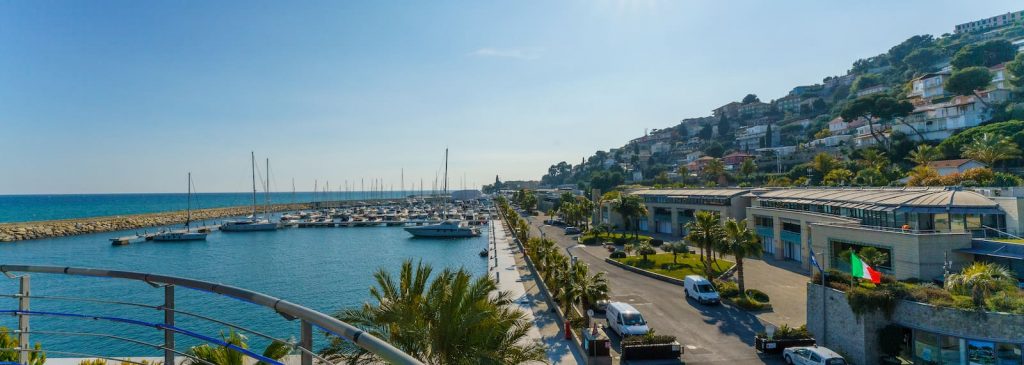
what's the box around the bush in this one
[745,289,770,303]
[610,251,627,259]
[986,291,1024,314]
[621,332,677,346]
[952,295,976,310]
[714,279,740,298]
[758,324,811,340]
[650,239,664,247]
[79,360,107,365]
[614,237,628,245]
[846,284,906,319]
[734,296,767,311]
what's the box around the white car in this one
[783,346,846,365]
[684,275,720,305]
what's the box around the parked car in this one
[605,302,650,337]
[684,275,720,305]
[783,346,846,365]
[564,226,581,234]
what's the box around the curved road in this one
[526,214,781,365]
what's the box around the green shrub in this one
[714,279,740,298]
[621,332,677,346]
[745,289,770,303]
[614,237,627,245]
[952,295,976,310]
[650,239,664,247]
[758,324,811,340]
[906,284,953,305]
[846,284,906,319]
[985,291,1024,314]
[734,296,767,311]
[610,251,627,259]
[79,360,106,365]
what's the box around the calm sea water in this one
[0,214,488,357]
[0,191,425,223]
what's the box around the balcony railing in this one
[0,265,423,365]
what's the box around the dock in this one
[290,220,488,228]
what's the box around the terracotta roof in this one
[724,152,755,158]
[928,159,984,169]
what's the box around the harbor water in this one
[0,192,427,223]
[0,214,489,357]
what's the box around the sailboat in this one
[221,152,280,232]
[405,148,480,238]
[153,172,208,241]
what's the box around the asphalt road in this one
[525,214,783,365]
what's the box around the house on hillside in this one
[722,152,755,170]
[928,159,988,176]
[687,156,717,173]
[774,94,802,114]
[713,102,742,119]
[855,84,889,97]
[908,70,952,105]
[737,101,770,119]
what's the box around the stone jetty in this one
[0,203,313,242]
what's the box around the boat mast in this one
[265,158,270,218]
[186,172,192,229]
[443,148,448,219]
[251,151,257,220]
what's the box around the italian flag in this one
[851,252,882,284]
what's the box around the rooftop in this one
[753,187,1002,213]
[928,159,985,169]
[632,188,750,198]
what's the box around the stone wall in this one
[0,203,312,242]
[806,282,888,365]
[807,282,1024,365]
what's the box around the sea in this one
[0,191,424,223]
[0,194,489,358]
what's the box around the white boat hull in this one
[220,221,280,232]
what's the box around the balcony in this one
[0,265,421,365]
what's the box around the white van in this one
[684,275,720,305]
[605,302,650,337]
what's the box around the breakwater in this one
[0,203,312,242]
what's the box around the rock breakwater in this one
[0,203,312,242]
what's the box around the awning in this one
[956,240,1024,260]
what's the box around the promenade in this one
[489,219,585,364]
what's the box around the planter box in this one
[621,341,683,360]
[754,336,816,354]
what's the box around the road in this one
[525,214,782,365]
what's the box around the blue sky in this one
[1,0,1020,194]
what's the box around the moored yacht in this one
[222,152,280,232]
[154,172,208,241]
[404,219,480,238]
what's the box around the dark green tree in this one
[742,94,760,104]
[950,40,1016,69]
[902,47,943,71]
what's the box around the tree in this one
[907,144,942,166]
[840,94,917,147]
[721,219,763,295]
[685,211,724,276]
[321,260,546,364]
[636,242,657,262]
[571,261,609,312]
[858,148,889,171]
[188,330,292,365]
[739,159,757,181]
[823,168,854,186]
[0,327,45,365]
[888,34,934,63]
[702,159,727,186]
[950,40,1016,70]
[945,66,993,103]
[676,165,689,182]
[662,241,689,264]
[811,153,839,175]
[814,129,831,139]
[653,171,671,185]
[907,165,940,186]
[614,195,647,240]
[1006,52,1024,86]
[855,168,887,186]
[902,47,943,71]
[851,74,882,94]
[742,94,760,104]
[704,141,725,158]
[946,262,1017,307]
[962,132,1021,168]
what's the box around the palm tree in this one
[703,159,727,185]
[187,330,292,365]
[685,211,724,276]
[721,219,763,295]
[614,195,648,240]
[859,149,889,170]
[945,262,1017,307]
[320,260,546,364]
[907,145,942,167]
[962,133,1022,169]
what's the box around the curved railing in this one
[0,264,423,365]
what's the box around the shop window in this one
[915,331,940,365]
[939,335,961,365]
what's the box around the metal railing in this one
[0,264,423,365]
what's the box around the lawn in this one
[580,232,652,245]
[612,253,733,280]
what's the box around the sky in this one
[1,0,1021,194]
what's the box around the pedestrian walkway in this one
[490,220,585,365]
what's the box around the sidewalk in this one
[490,220,584,365]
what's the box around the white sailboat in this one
[222,152,280,232]
[153,172,208,241]
[405,148,480,238]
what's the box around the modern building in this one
[737,101,771,119]
[747,187,1008,281]
[735,124,778,151]
[774,94,802,114]
[599,188,751,236]
[954,10,1024,33]
[928,159,988,177]
[713,101,742,119]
